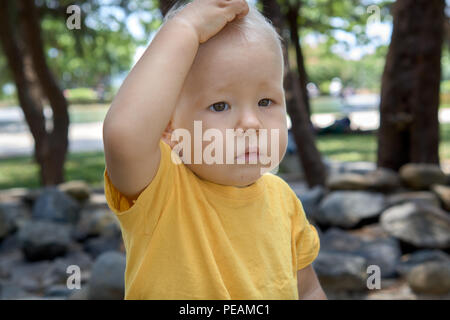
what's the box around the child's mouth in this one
[235,151,260,163]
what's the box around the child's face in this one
[165,32,288,187]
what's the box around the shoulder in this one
[261,173,295,194]
[260,173,301,210]
[104,139,183,216]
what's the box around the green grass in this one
[0,151,106,190]
[440,122,450,160]
[316,132,377,162]
[310,96,342,114]
[315,123,450,162]
[69,104,109,123]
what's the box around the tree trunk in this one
[286,2,311,119]
[261,0,326,187]
[377,0,445,170]
[0,0,69,185]
[18,0,69,185]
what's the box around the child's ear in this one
[161,120,177,149]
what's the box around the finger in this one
[233,0,249,19]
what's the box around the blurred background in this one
[0,0,449,300]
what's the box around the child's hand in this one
[174,0,249,43]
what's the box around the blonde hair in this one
[162,0,284,51]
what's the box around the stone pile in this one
[297,163,450,298]
[0,162,449,299]
[0,181,125,300]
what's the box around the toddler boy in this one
[103,0,325,299]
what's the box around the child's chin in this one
[189,163,273,186]
[224,166,266,186]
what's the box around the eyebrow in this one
[195,87,283,108]
[209,79,279,93]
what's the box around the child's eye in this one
[258,98,273,107]
[209,102,229,112]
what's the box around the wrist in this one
[168,15,200,45]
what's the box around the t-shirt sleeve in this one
[104,168,137,215]
[292,198,320,271]
[104,139,174,217]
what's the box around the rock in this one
[431,184,450,211]
[355,237,401,278]
[0,188,29,202]
[1,201,31,231]
[327,173,371,190]
[0,249,22,278]
[365,168,402,191]
[18,220,72,261]
[347,223,390,241]
[397,250,450,277]
[22,189,42,206]
[0,187,39,207]
[338,162,376,175]
[321,228,365,252]
[85,192,109,208]
[323,159,341,177]
[407,261,450,295]
[58,181,91,203]
[387,191,440,208]
[84,235,123,259]
[0,280,31,299]
[8,260,54,293]
[74,208,120,241]
[6,249,93,293]
[88,251,126,300]
[68,285,90,300]
[44,285,73,299]
[313,251,368,291]
[380,202,450,249]
[279,154,304,175]
[320,228,401,278]
[32,187,81,224]
[0,199,31,241]
[399,163,447,190]
[48,250,94,285]
[315,191,386,228]
[327,168,401,192]
[296,186,325,219]
[0,203,17,240]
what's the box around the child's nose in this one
[235,106,263,132]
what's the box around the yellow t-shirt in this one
[104,139,320,300]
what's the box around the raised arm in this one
[102,0,250,200]
[103,17,199,200]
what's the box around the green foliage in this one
[39,1,141,89]
[65,88,98,104]
[273,0,394,92]
[297,0,393,45]
[303,42,386,91]
[0,0,165,91]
